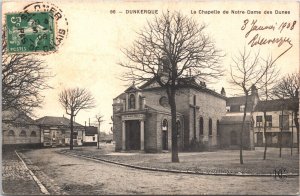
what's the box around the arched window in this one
[217,120,220,136]
[129,94,135,109]
[209,118,212,136]
[30,131,37,137]
[176,120,181,136]
[8,130,15,136]
[19,130,27,137]
[162,119,168,131]
[199,117,204,136]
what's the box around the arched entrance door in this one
[230,131,237,145]
[162,119,168,150]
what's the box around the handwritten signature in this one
[241,19,296,65]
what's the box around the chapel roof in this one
[139,77,226,99]
[124,82,141,93]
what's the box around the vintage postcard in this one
[2,0,299,195]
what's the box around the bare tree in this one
[229,47,270,164]
[59,88,96,150]
[259,56,280,160]
[2,26,51,117]
[273,73,300,154]
[119,12,223,162]
[95,114,104,149]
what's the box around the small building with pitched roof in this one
[36,116,85,147]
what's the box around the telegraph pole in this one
[96,114,104,149]
[279,96,284,158]
[291,112,294,156]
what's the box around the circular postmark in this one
[22,2,69,53]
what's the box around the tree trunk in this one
[168,88,179,163]
[70,114,74,150]
[263,110,267,160]
[240,113,245,164]
[240,94,248,164]
[294,109,299,154]
[279,107,283,158]
[98,123,100,149]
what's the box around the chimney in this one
[251,85,258,95]
[221,87,226,96]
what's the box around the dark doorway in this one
[230,131,237,145]
[162,131,168,150]
[125,120,140,150]
[266,132,272,145]
[257,132,263,146]
[162,119,168,150]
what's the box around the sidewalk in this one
[2,148,42,195]
[59,145,299,176]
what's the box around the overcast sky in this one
[3,0,299,133]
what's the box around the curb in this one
[58,150,299,177]
[17,150,69,195]
[15,150,50,195]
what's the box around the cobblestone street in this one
[12,148,299,195]
[2,149,42,195]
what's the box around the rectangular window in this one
[279,115,289,130]
[265,115,272,127]
[240,105,245,112]
[93,136,95,141]
[209,118,212,136]
[226,106,230,112]
[256,116,263,127]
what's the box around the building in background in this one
[253,99,297,147]
[2,110,41,149]
[219,86,258,150]
[83,126,98,146]
[35,116,85,147]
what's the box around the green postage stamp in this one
[6,12,56,53]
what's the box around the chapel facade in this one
[112,78,227,152]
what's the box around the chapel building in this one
[112,77,227,152]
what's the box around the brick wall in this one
[145,112,157,152]
[113,115,122,151]
[189,89,226,149]
[219,122,253,150]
